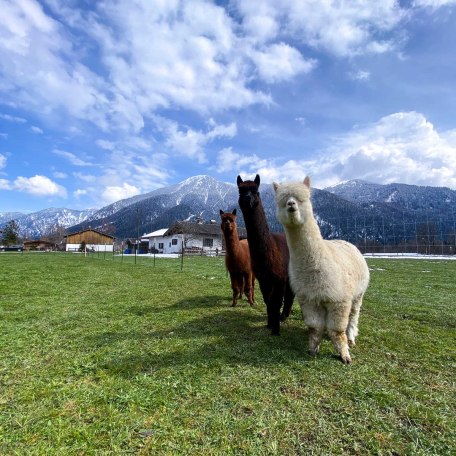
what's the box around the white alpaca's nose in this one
[287,199,297,212]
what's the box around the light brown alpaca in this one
[274,177,370,363]
[220,209,255,307]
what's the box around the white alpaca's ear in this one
[303,176,311,188]
[273,182,279,193]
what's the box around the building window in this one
[203,238,213,248]
[158,243,164,249]
[172,238,178,245]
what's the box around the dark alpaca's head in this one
[220,209,237,235]
[237,174,261,210]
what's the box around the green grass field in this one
[1,253,455,455]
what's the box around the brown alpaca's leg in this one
[239,276,245,299]
[244,272,255,306]
[230,272,242,307]
[252,277,255,303]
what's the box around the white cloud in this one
[0,0,111,129]
[0,178,11,190]
[349,70,371,81]
[413,0,456,8]
[53,149,93,166]
[101,182,140,204]
[86,147,170,208]
[0,0,310,135]
[235,0,406,57]
[73,172,97,183]
[0,113,27,123]
[1,0,440,139]
[53,171,67,179]
[96,139,116,151]
[214,147,269,173]
[250,43,316,83]
[0,153,6,169]
[1,0,452,140]
[30,125,43,134]
[70,146,169,206]
[93,0,273,118]
[156,117,237,163]
[322,111,456,188]
[73,188,87,198]
[248,112,456,189]
[13,174,67,196]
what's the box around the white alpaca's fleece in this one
[274,177,370,363]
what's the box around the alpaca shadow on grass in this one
[94,295,326,378]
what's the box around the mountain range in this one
[1,176,456,244]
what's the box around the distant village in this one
[0,217,244,256]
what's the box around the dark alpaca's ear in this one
[254,174,260,186]
[232,208,236,216]
[236,175,243,186]
[220,210,224,216]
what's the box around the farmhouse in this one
[142,221,230,254]
[23,239,56,251]
[140,228,168,253]
[65,229,115,252]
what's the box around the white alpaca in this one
[273,177,370,364]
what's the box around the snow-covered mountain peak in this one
[0,207,97,239]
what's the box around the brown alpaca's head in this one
[220,209,237,235]
[237,174,261,211]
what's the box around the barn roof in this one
[65,228,115,239]
[164,221,222,236]
[142,228,168,238]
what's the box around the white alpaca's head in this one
[273,176,312,227]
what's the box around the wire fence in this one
[104,212,456,264]
[80,246,227,271]
[7,213,456,269]
[318,215,456,256]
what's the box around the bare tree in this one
[44,225,67,250]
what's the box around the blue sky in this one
[1,0,456,213]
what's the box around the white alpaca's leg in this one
[328,330,351,364]
[327,303,352,364]
[346,294,363,347]
[301,301,325,356]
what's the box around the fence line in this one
[12,213,454,264]
[316,214,456,255]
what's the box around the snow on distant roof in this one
[141,228,168,238]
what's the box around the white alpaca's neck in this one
[284,209,324,259]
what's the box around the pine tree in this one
[2,220,20,246]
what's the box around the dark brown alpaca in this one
[220,209,255,307]
[237,174,294,335]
